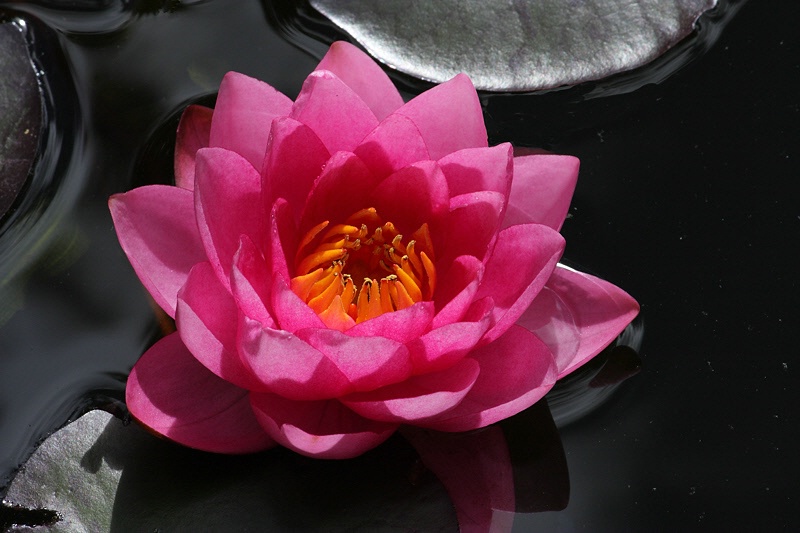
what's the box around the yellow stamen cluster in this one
[291,207,436,329]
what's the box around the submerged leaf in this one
[310,0,717,91]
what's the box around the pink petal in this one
[109,185,205,318]
[194,147,266,289]
[261,117,330,219]
[271,276,326,332]
[291,70,378,154]
[411,298,493,374]
[237,314,350,400]
[209,71,293,171]
[296,328,412,392]
[353,113,430,178]
[300,151,378,232]
[175,262,267,391]
[432,255,484,328]
[419,325,557,432]
[231,235,276,328]
[174,104,212,190]
[267,198,297,287]
[314,41,404,121]
[403,426,515,533]
[393,74,486,159]
[345,301,434,343]
[250,394,397,459]
[438,143,513,198]
[503,155,579,231]
[518,264,640,378]
[126,332,274,453]
[341,358,480,423]
[435,191,504,266]
[369,160,450,234]
[476,224,565,343]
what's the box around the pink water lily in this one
[109,41,638,459]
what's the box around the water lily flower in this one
[109,41,638,459]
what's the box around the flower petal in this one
[296,328,412,392]
[393,74,487,159]
[291,70,379,154]
[250,395,397,459]
[476,224,565,343]
[353,113,430,178]
[109,185,205,318]
[345,301,434,344]
[419,325,557,432]
[174,104,212,190]
[237,314,349,400]
[438,143,513,198]
[503,155,579,231]
[436,191,505,266]
[271,276,326,332]
[370,160,450,234]
[315,40,404,121]
[176,262,266,391]
[194,147,265,289]
[209,71,293,171]
[518,264,639,378]
[261,117,329,219]
[231,235,276,328]
[126,332,274,453]
[342,358,480,423]
[432,255,484,328]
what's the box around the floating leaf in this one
[309,0,717,91]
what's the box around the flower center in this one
[291,207,436,329]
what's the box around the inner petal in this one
[291,207,436,329]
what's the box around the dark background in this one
[0,0,797,530]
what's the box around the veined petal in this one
[438,143,513,198]
[194,147,265,290]
[341,358,480,423]
[476,224,565,343]
[109,185,205,318]
[419,325,557,432]
[393,74,486,159]
[174,104,212,190]
[250,394,397,459]
[503,155,579,231]
[176,262,267,391]
[291,70,378,154]
[261,117,329,219]
[353,114,430,179]
[518,264,639,378]
[238,314,349,400]
[209,71,293,171]
[315,41,404,121]
[126,332,274,453]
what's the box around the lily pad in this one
[0,22,42,220]
[309,0,717,91]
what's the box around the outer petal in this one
[291,70,378,154]
[209,71,293,171]
[250,394,397,459]
[438,144,513,198]
[393,74,487,159]
[369,160,450,234]
[261,117,329,219]
[518,264,639,378]
[353,114,430,179]
[419,325,558,432]
[341,358,480,423]
[194,147,265,289]
[176,262,267,392]
[126,332,274,453]
[109,185,205,318]
[503,155,579,231]
[315,41,404,121]
[237,314,349,400]
[476,224,565,343]
[174,104,212,190]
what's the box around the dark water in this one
[0,0,798,530]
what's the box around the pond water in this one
[1,0,798,530]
